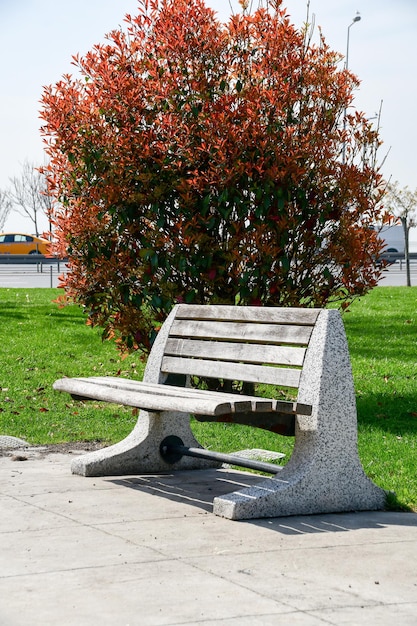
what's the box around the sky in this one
[1,0,416,246]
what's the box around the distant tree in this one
[40,0,386,353]
[0,189,11,231]
[384,182,417,286]
[8,160,53,237]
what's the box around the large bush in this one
[41,0,385,352]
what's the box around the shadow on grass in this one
[385,491,413,512]
[0,309,26,320]
[48,311,88,324]
[346,317,417,363]
[0,302,85,325]
[357,393,417,437]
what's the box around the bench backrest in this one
[160,305,320,390]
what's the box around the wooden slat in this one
[176,304,320,325]
[71,376,312,414]
[273,399,311,416]
[164,338,306,367]
[71,376,274,411]
[161,356,302,388]
[169,320,313,345]
[54,378,231,415]
[53,378,278,415]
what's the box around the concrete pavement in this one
[1,445,416,626]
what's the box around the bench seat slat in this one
[77,376,311,415]
[169,320,313,345]
[176,304,320,325]
[164,338,306,367]
[54,378,234,415]
[70,376,274,411]
[53,378,282,416]
[161,356,301,388]
[53,376,311,415]
[73,377,311,415]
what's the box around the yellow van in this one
[0,232,51,255]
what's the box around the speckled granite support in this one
[213,309,386,519]
[71,307,219,477]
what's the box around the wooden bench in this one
[53,304,386,519]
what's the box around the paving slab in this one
[0,448,416,626]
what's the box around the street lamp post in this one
[342,13,361,164]
[345,13,361,71]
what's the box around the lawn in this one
[1,287,416,511]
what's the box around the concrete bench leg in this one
[213,309,386,519]
[71,409,218,476]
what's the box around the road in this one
[0,261,416,289]
[378,261,417,287]
[0,262,67,288]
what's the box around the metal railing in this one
[379,252,417,270]
[0,256,69,288]
[0,254,67,265]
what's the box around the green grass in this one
[1,286,416,512]
[0,289,141,443]
[343,288,417,511]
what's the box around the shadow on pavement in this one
[108,469,417,534]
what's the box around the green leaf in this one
[185,290,196,303]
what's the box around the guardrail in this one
[0,254,67,266]
[379,252,417,269]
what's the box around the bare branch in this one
[8,160,52,236]
[0,189,12,231]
